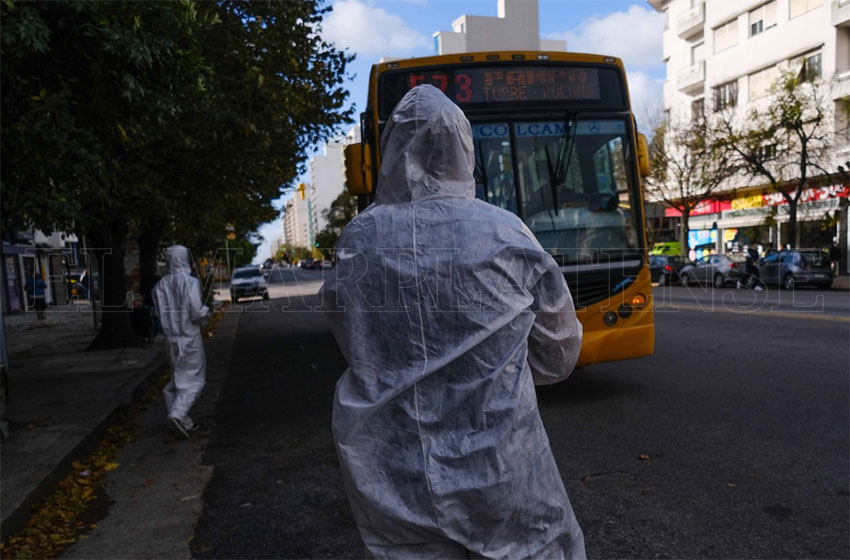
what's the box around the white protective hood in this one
[321,85,585,558]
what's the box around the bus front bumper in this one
[576,322,655,367]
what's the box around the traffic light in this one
[298,183,306,200]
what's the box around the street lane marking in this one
[656,303,850,323]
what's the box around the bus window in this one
[513,119,638,262]
[471,123,517,213]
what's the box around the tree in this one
[716,69,834,249]
[2,0,353,347]
[276,243,312,265]
[645,115,736,255]
[2,0,215,347]
[315,189,358,258]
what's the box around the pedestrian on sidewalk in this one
[321,85,585,559]
[152,245,210,438]
[25,272,48,320]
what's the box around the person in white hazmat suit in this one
[321,85,585,558]
[152,245,210,438]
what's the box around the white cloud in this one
[547,5,664,72]
[322,0,430,55]
[627,71,664,130]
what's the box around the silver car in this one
[230,266,269,303]
[679,253,746,288]
[757,250,833,289]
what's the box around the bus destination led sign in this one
[404,66,601,104]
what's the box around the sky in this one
[254,0,664,263]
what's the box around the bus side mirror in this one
[344,143,373,195]
[637,133,650,178]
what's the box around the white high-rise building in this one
[649,0,850,257]
[282,190,315,249]
[309,126,361,233]
[433,0,566,55]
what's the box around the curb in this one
[0,352,167,540]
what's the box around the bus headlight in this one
[631,294,647,308]
[603,311,618,326]
[618,304,633,319]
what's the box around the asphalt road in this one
[188,269,849,558]
[72,267,850,559]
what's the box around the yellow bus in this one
[344,51,654,366]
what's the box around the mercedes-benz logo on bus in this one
[588,121,601,134]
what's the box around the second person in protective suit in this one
[152,245,210,439]
[321,85,585,558]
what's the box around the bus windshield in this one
[472,118,639,265]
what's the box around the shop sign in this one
[731,194,764,210]
[763,184,850,206]
[664,199,731,217]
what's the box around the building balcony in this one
[834,0,850,26]
[677,1,705,39]
[677,60,705,92]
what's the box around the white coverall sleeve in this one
[527,259,583,385]
[186,278,210,325]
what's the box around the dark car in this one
[649,255,687,286]
[679,253,746,288]
[65,270,90,299]
[757,250,833,289]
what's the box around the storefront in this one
[667,182,849,268]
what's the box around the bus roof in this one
[371,51,626,76]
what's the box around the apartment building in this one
[282,190,315,249]
[309,126,361,233]
[649,0,850,260]
[433,0,565,55]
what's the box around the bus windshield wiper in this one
[544,112,579,217]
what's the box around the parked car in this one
[320,259,333,269]
[230,266,269,303]
[679,253,746,288]
[65,270,90,299]
[651,241,684,256]
[649,255,687,286]
[757,250,833,289]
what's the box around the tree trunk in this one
[787,202,798,250]
[88,217,140,350]
[680,208,691,258]
[138,221,164,301]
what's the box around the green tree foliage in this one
[315,189,358,258]
[276,243,312,265]
[1,0,353,346]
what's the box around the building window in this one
[755,144,777,159]
[798,52,822,80]
[789,0,822,19]
[713,79,738,111]
[835,98,850,145]
[691,98,705,121]
[713,18,739,53]
[749,1,777,37]
[691,42,705,64]
[749,65,779,100]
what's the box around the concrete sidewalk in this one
[0,307,166,540]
